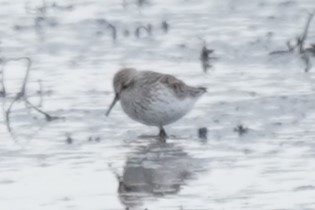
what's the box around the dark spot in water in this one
[0,179,15,184]
[278,0,296,7]
[198,127,208,140]
[200,46,215,73]
[96,30,103,36]
[88,136,101,142]
[161,20,169,33]
[274,122,282,126]
[123,29,130,37]
[243,149,252,154]
[66,136,73,144]
[137,0,149,7]
[234,124,249,136]
[294,185,315,191]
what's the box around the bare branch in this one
[269,11,315,72]
[4,95,50,143]
[2,57,32,97]
[5,96,20,134]
[2,56,59,142]
[107,23,117,41]
[24,97,59,121]
[17,57,31,96]
[299,11,315,53]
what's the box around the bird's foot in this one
[159,127,168,143]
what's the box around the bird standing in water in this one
[106,68,206,142]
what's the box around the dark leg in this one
[159,126,167,142]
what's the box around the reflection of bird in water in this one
[117,142,200,208]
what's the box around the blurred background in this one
[1,0,315,209]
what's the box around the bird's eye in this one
[121,80,133,90]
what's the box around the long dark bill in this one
[106,93,119,116]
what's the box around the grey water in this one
[1,0,315,209]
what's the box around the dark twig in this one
[24,97,58,121]
[107,23,117,42]
[20,57,31,96]
[200,46,212,72]
[198,37,218,72]
[4,96,50,143]
[2,56,59,141]
[200,45,217,73]
[2,57,32,97]
[270,12,315,55]
[299,12,315,53]
[234,124,249,136]
[5,93,58,136]
[97,20,117,42]
[269,40,298,55]
[269,11,315,72]
[135,24,152,38]
[5,96,20,133]
[161,20,169,33]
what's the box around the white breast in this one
[120,84,199,126]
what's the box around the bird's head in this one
[106,68,137,116]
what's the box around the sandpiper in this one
[106,68,206,142]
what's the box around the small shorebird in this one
[106,68,206,142]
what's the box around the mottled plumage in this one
[106,68,206,142]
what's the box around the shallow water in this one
[1,0,315,209]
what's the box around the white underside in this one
[120,86,199,126]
